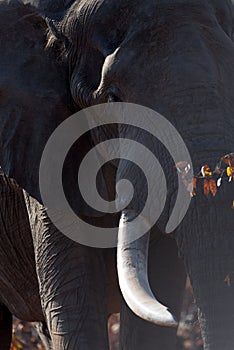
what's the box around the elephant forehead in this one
[87,0,216,40]
[83,0,232,77]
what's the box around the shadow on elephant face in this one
[45,0,234,111]
[35,0,234,233]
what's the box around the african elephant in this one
[0,0,234,350]
[0,1,185,349]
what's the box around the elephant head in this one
[43,0,234,334]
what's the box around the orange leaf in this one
[209,179,217,197]
[203,179,210,196]
[193,177,197,189]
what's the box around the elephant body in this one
[0,0,234,349]
[0,171,42,320]
[0,169,185,349]
[0,170,44,347]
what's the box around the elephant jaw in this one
[117,211,177,327]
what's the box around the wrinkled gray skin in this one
[0,0,234,349]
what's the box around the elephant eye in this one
[94,87,123,103]
[107,87,124,103]
[108,93,122,103]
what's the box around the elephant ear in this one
[0,0,72,202]
[0,0,112,219]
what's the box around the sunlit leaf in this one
[201,165,212,177]
[224,274,231,287]
[222,153,234,167]
[176,161,191,180]
[193,178,197,189]
[227,166,233,177]
[203,179,210,196]
[209,179,217,197]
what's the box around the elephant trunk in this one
[176,198,234,350]
[117,210,177,327]
[188,255,234,350]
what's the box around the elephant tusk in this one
[117,210,178,327]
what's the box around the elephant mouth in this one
[117,210,177,327]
